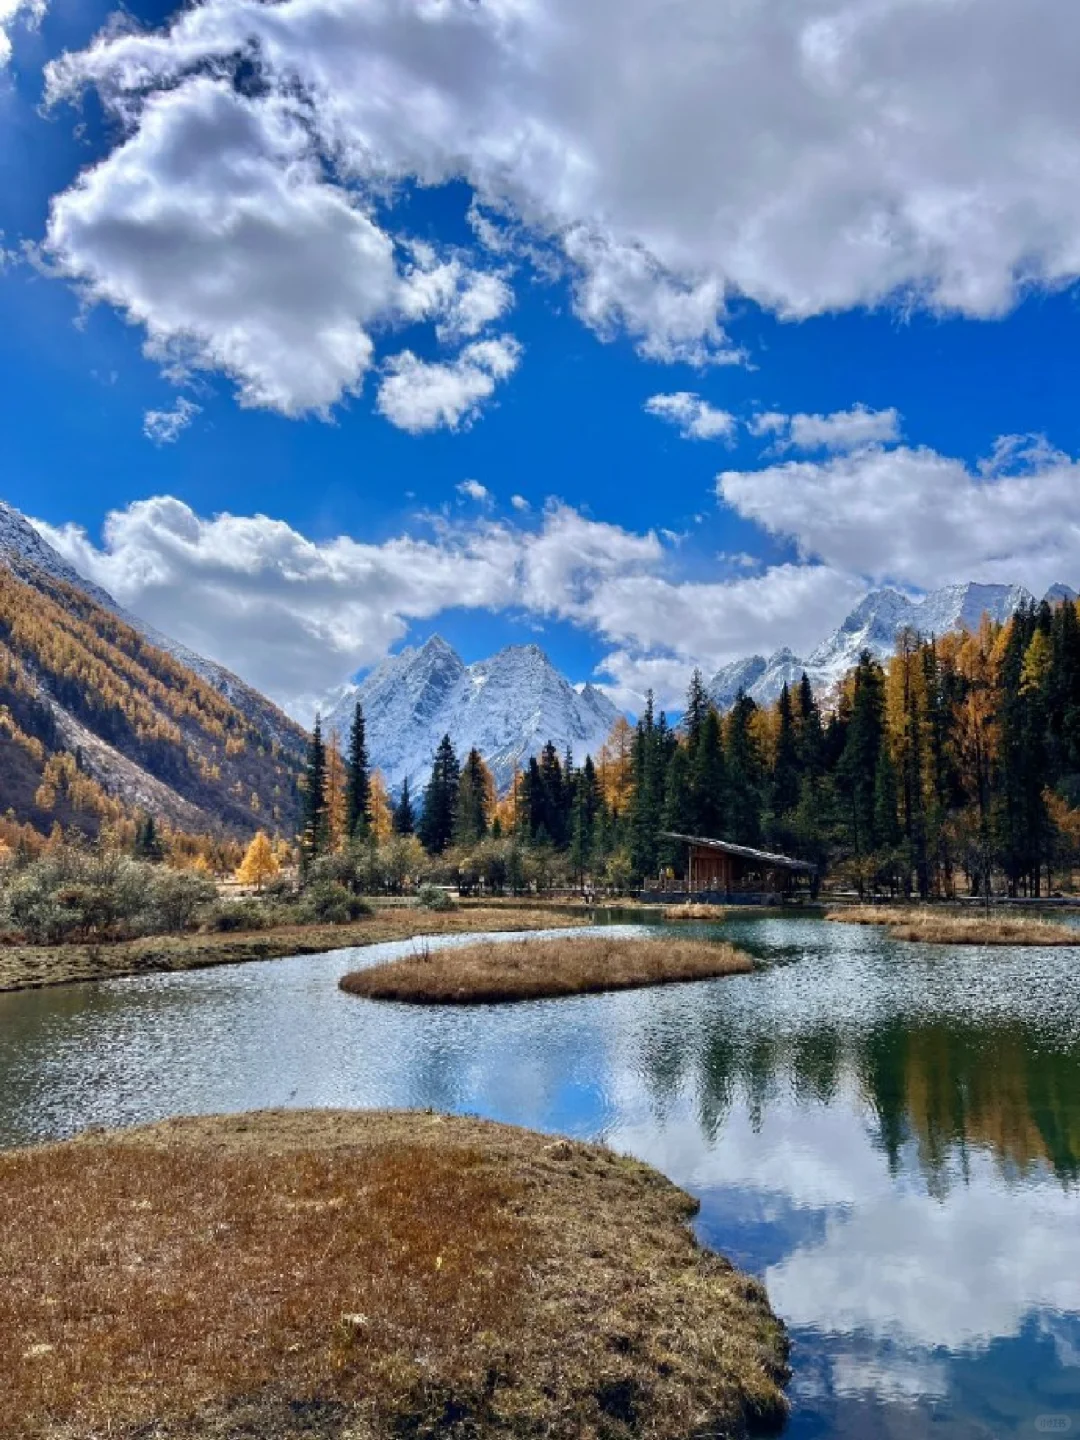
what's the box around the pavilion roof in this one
[660,832,816,873]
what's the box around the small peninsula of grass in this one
[1,1109,790,1440]
[0,905,588,995]
[341,933,754,1005]
[826,905,1079,945]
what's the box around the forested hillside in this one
[0,562,307,845]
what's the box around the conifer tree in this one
[684,668,711,759]
[236,830,279,892]
[300,714,329,870]
[455,748,491,846]
[345,702,371,838]
[629,692,663,880]
[393,776,415,835]
[419,734,460,853]
[725,693,763,846]
[691,705,726,838]
[300,714,329,869]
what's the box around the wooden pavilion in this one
[658,832,817,902]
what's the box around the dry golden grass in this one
[0,905,587,995]
[1,1110,790,1439]
[826,906,1079,945]
[663,902,730,919]
[341,934,754,1005]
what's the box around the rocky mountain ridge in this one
[710,580,1073,710]
[325,635,620,795]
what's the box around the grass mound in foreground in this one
[826,906,1078,945]
[1,1109,790,1440]
[341,934,754,1004]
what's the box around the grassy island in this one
[340,934,754,1005]
[1,1109,790,1440]
[0,905,588,995]
[826,906,1079,945]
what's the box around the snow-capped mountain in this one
[0,499,305,754]
[325,636,620,795]
[709,580,1057,710]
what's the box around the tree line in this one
[297,594,1080,898]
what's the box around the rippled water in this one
[3,915,1080,1437]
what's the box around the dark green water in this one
[2,916,1080,1437]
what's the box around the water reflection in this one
[2,917,1080,1436]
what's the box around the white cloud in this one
[750,404,901,453]
[143,396,200,445]
[376,336,521,434]
[718,434,1080,596]
[33,490,860,717]
[456,478,491,503]
[645,392,736,441]
[510,494,530,512]
[0,0,43,67]
[45,0,1080,405]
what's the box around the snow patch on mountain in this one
[325,637,620,795]
[709,580,1062,710]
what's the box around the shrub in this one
[302,881,373,925]
[0,848,216,943]
[144,868,217,934]
[205,899,272,933]
[416,884,456,912]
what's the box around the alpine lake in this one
[2,911,1080,1439]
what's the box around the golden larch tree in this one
[597,716,635,816]
[236,831,280,891]
[325,728,347,851]
[369,771,394,841]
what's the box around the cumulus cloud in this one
[44,0,1080,410]
[645,392,736,441]
[456,478,491,503]
[0,0,43,67]
[749,404,901,453]
[510,494,530,512]
[718,434,1080,596]
[32,491,861,716]
[376,336,521,433]
[143,396,200,445]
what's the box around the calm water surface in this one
[3,916,1080,1438]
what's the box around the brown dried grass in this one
[826,906,1079,945]
[1,1110,790,1439]
[0,905,587,995]
[663,903,730,920]
[341,934,754,1005]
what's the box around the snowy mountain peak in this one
[325,638,620,795]
[710,579,1045,712]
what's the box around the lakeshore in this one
[340,933,754,1004]
[0,903,589,995]
[1,1108,790,1440]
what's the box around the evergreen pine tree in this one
[300,714,329,870]
[419,734,460,854]
[691,705,726,838]
[345,702,371,838]
[725,692,763,846]
[393,776,415,835]
[455,748,490,846]
[684,669,711,759]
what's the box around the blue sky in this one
[4,0,1080,719]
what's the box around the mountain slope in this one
[0,559,306,837]
[0,500,302,753]
[326,637,620,795]
[710,580,1047,710]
